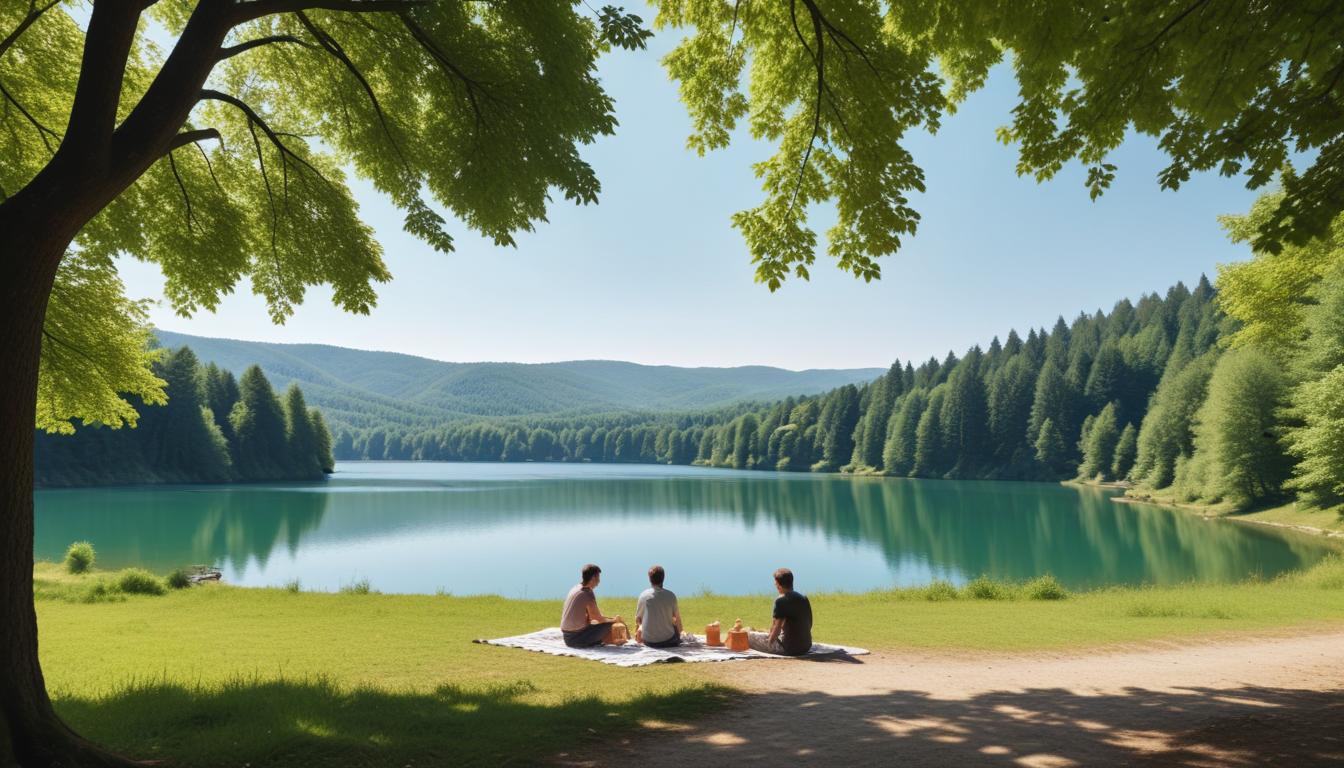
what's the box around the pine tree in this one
[883,390,927,476]
[230,366,291,480]
[1034,417,1068,475]
[1112,423,1138,481]
[1079,402,1120,480]
[913,387,949,477]
[283,384,322,478]
[310,410,335,473]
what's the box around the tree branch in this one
[294,10,407,164]
[0,78,61,153]
[199,89,334,187]
[165,127,222,154]
[0,0,60,61]
[60,2,142,169]
[398,12,489,130]
[165,149,198,234]
[230,0,430,25]
[218,34,318,61]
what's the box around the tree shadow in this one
[571,684,1344,766]
[53,676,733,767]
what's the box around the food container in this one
[606,619,629,645]
[727,618,749,651]
[705,621,722,647]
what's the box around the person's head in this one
[648,565,665,588]
[581,563,602,588]
[773,567,794,594]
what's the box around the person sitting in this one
[635,564,683,648]
[560,563,620,648]
[747,567,812,656]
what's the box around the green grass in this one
[34,557,1344,766]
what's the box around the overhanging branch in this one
[0,0,60,61]
[230,0,430,25]
[218,34,318,61]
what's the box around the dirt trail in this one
[560,630,1344,766]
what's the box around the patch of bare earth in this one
[558,630,1344,766]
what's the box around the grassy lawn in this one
[35,557,1344,766]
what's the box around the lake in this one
[33,462,1339,597]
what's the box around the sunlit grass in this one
[33,556,1344,765]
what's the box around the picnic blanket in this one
[473,628,869,667]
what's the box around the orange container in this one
[705,621,722,647]
[727,618,749,652]
[605,619,629,645]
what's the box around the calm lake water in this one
[33,462,1339,597]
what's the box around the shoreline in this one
[1112,491,1344,541]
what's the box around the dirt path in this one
[560,630,1344,766]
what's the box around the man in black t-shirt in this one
[747,567,813,656]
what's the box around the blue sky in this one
[120,33,1261,370]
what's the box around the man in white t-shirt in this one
[635,565,682,647]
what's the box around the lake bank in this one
[1111,486,1344,539]
[34,557,1344,766]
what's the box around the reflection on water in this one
[33,462,1338,597]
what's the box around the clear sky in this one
[120,33,1261,370]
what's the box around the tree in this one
[883,390,927,477]
[1285,367,1344,510]
[1078,402,1120,481]
[1034,417,1068,475]
[282,384,321,478]
[8,2,1344,761]
[203,363,241,444]
[1189,347,1293,506]
[815,384,860,471]
[1132,352,1217,489]
[310,409,335,473]
[1112,423,1139,482]
[229,366,289,480]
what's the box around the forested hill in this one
[152,330,884,433]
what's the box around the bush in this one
[920,580,960,602]
[284,579,302,593]
[167,569,192,590]
[79,580,122,604]
[963,575,1010,600]
[1023,575,1068,601]
[340,579,376,595]
[115,568,166,596]
[64,541,95,574]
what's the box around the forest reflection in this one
[35,467,1337,589]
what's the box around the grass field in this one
[35,557,1344,766]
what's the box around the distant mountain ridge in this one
[152,330,884,432]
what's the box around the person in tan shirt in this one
[560,563,621,648]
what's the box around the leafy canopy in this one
[657,0,1344,288]
[5,0,1343,429]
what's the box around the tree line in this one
[338,277,1220,482]
[331,252,1342,518]
[36,347,333,487]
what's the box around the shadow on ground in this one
[565,684,1344,767]
[53,677,733,767]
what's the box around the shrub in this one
[284,579,302,593]
[340,579,376,595]
[1023,575,1068,601]
[64,541,95,574]
[115,568,166,596]
[963,575,1010,600]
[920,580,960,601]
[167,569,192,590]
[79,580,122,604]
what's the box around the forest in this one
[35,347,334,487]
[330,199,1344,517]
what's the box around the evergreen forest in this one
[35,348,334,487]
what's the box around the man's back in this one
[773,590,812,655]
[636,586,679,644]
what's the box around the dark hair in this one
[581,563,601,585]
[648,565,665,587]
[773,567,794,590]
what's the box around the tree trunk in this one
[0,188,137,767]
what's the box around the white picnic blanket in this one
[473,628,869,667]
